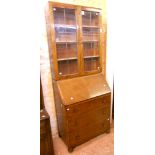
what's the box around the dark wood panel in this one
[40,78,44,110]
[40,109,55,155]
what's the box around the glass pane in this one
[84,57,100,72]
[55,26,77,42]
[83,42,99,57]
[91,11,99,26]
[53,7,76,25]
[68,60,78,74]
[56,42,78,76]
[82,10,99,26]
[82,11,90,26]
[82,10,100,72]
[57,43,77,59]
[83,27,99,42]
[53,7,78,76]
[65,9,76,25]
[58,59,78,75]
[58,60,68,75]
[53,7,64,24]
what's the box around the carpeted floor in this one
[53,121,114,155]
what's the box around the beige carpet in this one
[53,122,114,155]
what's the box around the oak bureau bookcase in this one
[45,2,111,152]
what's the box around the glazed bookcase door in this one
[81,10,101,73]
[53,6,79,77]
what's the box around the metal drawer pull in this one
[107,118,110,120]
[67,108,70,111]
[42,115,45,118]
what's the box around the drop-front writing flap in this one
[57,74,111,105]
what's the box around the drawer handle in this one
[107,118,110,121]
[66,108,70,111]
[42,115,45,118]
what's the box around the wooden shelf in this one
[82,25,100,28]
[57,32,76,34]
[83,33,100,36]
[56,41,77,44]
[84,55,99,59]
[58,57,78,61]
[55,24,77,29]
[83,40,99,43]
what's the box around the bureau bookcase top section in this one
[45,2,105,80]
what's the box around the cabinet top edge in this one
[48,1,102,11]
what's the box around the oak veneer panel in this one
[40,78,45,110]
[57,73,110,105]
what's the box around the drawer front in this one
[65,95,111,117]
[68,107,110,132]
[69,119,110,146]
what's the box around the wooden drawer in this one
[67,107,110,132]
[69,119,110,146]
[65,95,110,117]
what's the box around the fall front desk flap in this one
[57,73,111,105]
